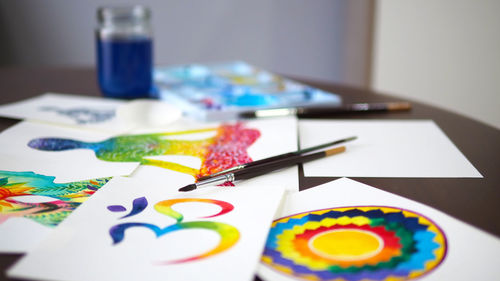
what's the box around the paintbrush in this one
[239,102,411,118]
[179,146,346,192]
[196,136,356,182]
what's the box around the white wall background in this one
[2,0,498,129]
[371,0,500,129]
[0,0,373,87]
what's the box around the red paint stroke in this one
[198,123,260,185]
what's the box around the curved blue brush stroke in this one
[107,205,127,212]
[110,223,166,244]
[120,197,148,219]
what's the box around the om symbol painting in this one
[107,197,240,264]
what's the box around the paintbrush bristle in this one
[178,183,197,192]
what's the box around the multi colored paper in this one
[0,118,298,189]
[0,169,110,252]
[27,122,260,180]
[0,170,109,226]
[263,206,446,280]
[0,93,128,133]
[0,117,298,254]
[8,176,285,281]
[0,122,139,182]
[258,178,500,281]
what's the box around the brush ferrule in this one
[255,108,297,118]
[212,165,244,176]
[225,173,235,182]
[196,173,235,188]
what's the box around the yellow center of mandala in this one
[309,229,383,261]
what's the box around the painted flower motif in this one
[262,206,447,281]
[0,171,109,226]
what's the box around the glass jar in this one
[96,5,154,99]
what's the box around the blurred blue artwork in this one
[154,61,341,120]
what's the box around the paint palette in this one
[154,61,342,120]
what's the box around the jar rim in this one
[97,5,151,24]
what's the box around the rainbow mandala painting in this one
[262,206,447,281]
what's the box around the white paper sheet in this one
[8,176,285,281]
[0,117,298,253]
[299,120,481,177]
[0,117,299,184]
[128,117,300,192]
[0,166,110,253]
[0,121,139,182]
[258,178,500,281]
[0,93,130,133]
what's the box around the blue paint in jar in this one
[97,37,153,99]
[96,5,155,99]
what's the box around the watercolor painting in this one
[28,122,261,181]
[0,93,128,132]
[39,106,116,124]
[8,177,285,281]
[262,206,447,281]
[0,170,110,227]
[108,197,239,264]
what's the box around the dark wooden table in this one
[0,67,499,281]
